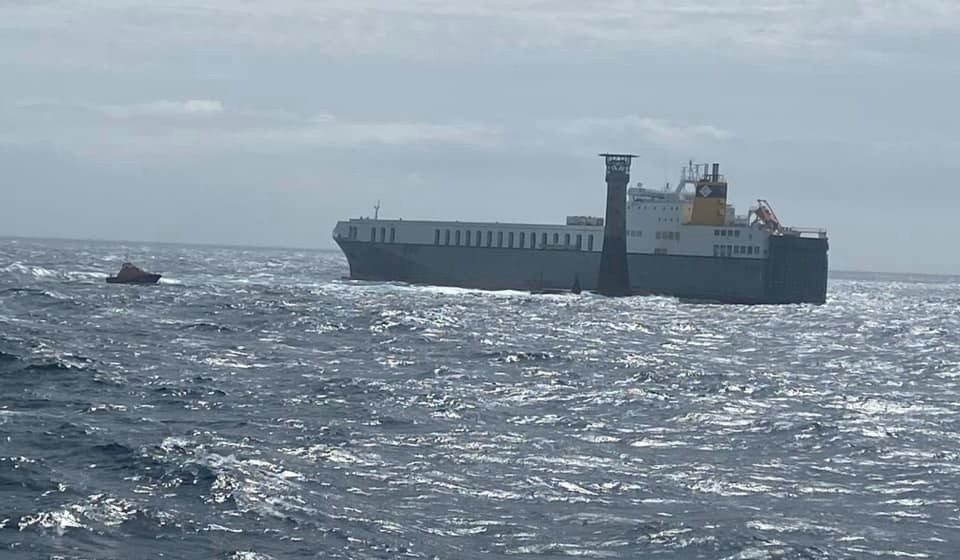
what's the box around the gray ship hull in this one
[335,236,828,304]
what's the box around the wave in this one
[180,322,233,333]
[0,350,20,362]
[12,351,98,374]
[481,349,561,363]
[0,288,76,306]
[23,361,89,373]
[0,455,53,493]
[16,494,141,534]
[63,270,108,282]
[1,263,58,278]
[0,287,46,296]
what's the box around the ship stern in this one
[765,234,829,304]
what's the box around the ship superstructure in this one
[332,159,828,304]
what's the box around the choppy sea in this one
[2,238,960,559]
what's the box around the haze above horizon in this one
[3,1,959,274]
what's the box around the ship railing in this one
[780,227,828,239]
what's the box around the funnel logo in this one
[699,185,713,198]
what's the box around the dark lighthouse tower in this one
[596,153,636,297]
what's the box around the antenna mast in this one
[373,200,381,220]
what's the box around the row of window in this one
[633,203,681,211]
[714,244,762,257]
[348,225,760,256]
[715,229,741,238]
[345,226,398,243]
[435,229,595,251]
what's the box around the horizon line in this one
[3,234,959,279]
[0,234,336,254]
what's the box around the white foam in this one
[229,553,274,560]
[18,509,85,534]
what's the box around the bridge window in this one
[587,235,594,251]
[445,230,451,245]
[380,227,386,242]
[370,227,376,241]
[576,234,583,250]
[530,232,536,248]
[476,231,482,247]
[519,232,525,248]
[390,228,396,243]
[553,233,559,244]
[465,230,471,246]
[486,231,493,247]
[497,231,503,247]
[564,233,570,246]
[455,230,461,245]
[434,229,440,245]
[541,232,547,247]
[735,230,741,238]
[508,232,514,248]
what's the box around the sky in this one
[2,0,960,273]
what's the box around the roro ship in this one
[332,157,829,304]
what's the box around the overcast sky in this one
[2,1,959,273]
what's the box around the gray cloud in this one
[5,1,960,59]
[99,99,224,119]
[3,1,960,273]
[1,99,727,160]
[1,99,502,156]
[552,116,734,148]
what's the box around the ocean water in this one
[2,238,960,559]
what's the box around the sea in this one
[2,237,959,559]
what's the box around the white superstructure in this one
[332,161,820,260]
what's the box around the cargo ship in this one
[332,158,828,304]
